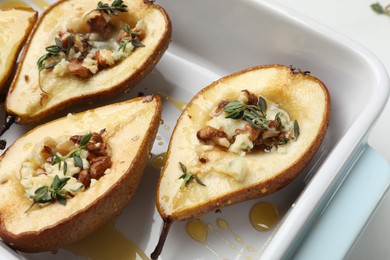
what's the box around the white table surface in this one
[274,0,390,258]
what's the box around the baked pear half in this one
[0,7,37,94]
[152,64,330,259]
[0,95,161,252]
[5,0,171,123]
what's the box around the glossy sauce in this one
[0,1,30,8]
[31,0,50,9]
[163,124,170,131]
[185,219,223,258]
[158,92,187,111]
[186,218,208,244]
[249,201,280,231]
[0,0,50,9]
[217,218,243,244]
[151,152,167,169]
[64,221,148,260]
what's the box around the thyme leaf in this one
[118,24,145,52]
[178,162,206,188]
[95,0,128,16]
[293,120,300,139]
[26,175,70,212]
[224,97,269,130]
[51,133,92,174]
[371,2,390,15]
[37,36,74,72]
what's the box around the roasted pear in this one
[152,65,330,259]
[0,7,37,94]
[5,0,171,124]
[0,95,161,252]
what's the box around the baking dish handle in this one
[292,145,390,259]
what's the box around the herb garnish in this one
[289,65,310,75]
[371,2,390,16]
[37,36,73,72]
[178,162,206,188]
[118,24,145,51]
[37,35,74,92]
[85,0,128,18]
[224,97,269,130]
[51,133,92,175]
[224,96,300,142]
[25,175,70,212]
[293,120,300,139]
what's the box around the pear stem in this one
[0,114,15,150]
[150,219,173,260]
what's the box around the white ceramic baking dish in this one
[0,0,389,259]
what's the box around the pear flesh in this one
[0,95,161,252]
[0,7,37,93]
[156,65,330,221]
[5,0,171,123]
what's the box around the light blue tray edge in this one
[292,145,390,260]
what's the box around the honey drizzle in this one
[31,0,50,9]
[63,221,148,260]
[151,152,167,169]
[0,0,50,9]
[207,223,237,251]
[249,201,280,232]
[185,219,223,258]
[158,92,187,111]
[216,218,244,244]
[0,1,30,8]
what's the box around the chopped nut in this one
[239,89,258,105]
[58,31,72,49]
[197,126,227,142]
[68,59,93,78]
[210,100,229,117]
[78,169,91,188]
[96,49,114,68]
[132,28,145,42]
[89,156,112,179]
[117,30,130,43]
[235,124,261,141]
[268,120,280,130]
[87,11,114,39]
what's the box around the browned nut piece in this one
[89,156,112,179]
[235,124,261,141]
[87,11,114,39]
[78,169,91,189]
[117,30,130,43]
[196,126,227,142]
[68,59,93,78]
[132,28,145,41]
[95,50,114,69]
[268,120,280,129]
[241,89,258,105]
[58,31,72,49]
[210,100,229,116]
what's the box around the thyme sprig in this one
[37,36,73,72]
[86,0,128,17]
[371,2,390,16]
[293,120,300,139]
[118,24,145,52]
[51,133,92,175]
[178,162,206,188]
[224,97,269,130]
[37,35,73,93]
[25,175,70,213]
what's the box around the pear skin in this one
[0,95,161,252]
[152,65,330,259]
[0,7,37,95]
[5,0,171,124]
